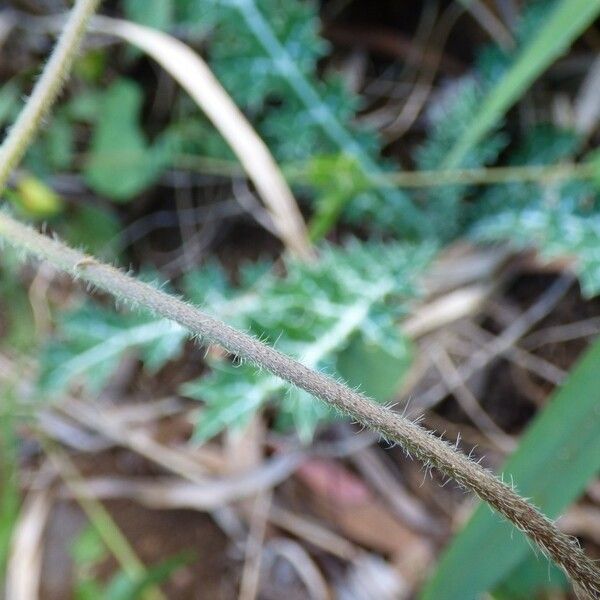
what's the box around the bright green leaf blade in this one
[444,0,600,168]
[0,387,20,580]
[421,336,600,600]
[493,553,567,599]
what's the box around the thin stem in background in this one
[0,0,102,193]
[174,153,597,189]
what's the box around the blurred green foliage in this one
[71,526,190,600]
[84,80,171,200]
[2,1,600,598]
[40,241,433,442]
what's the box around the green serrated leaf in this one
[40,240,433,440]
[173,0,425,235]
[416,78,508,239]
[474,207,600,296]
[470,126,600,296]
[182,241,435,441]
[184,364,279,443]
[39,305,186,394]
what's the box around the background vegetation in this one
[1,0,600,598]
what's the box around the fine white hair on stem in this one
[0,211,599,598]
[0,2,599,598]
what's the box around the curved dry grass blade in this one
[575,55,600,137]
[90,16,313,260]
[5,480,53,600]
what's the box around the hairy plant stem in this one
[0,1,599,596]
[0,0,102,193]
[0,212,599,598]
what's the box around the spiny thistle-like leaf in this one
[413,0,562,241]
[39,241,434,441]
[205,0,327,111]
[39,305,186,394]
[413,0,600,298]
[470,125,600,296]
[471,192,600,296]
[415,78,508,240]
[182,240,435,442]
[164,0,425,236]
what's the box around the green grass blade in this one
[444,0,600,169]
[0,386,20,580]
[421,336,600,599]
